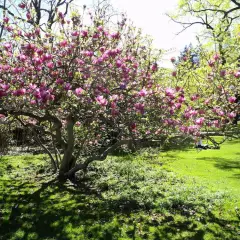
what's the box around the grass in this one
[0,139,239,240]
[161,138,240,199]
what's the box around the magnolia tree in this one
[0,2,239,179]
[169,44,240,144]
[0,3,189,179]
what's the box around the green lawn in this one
[0,139,239,240]
[161,139,240,199]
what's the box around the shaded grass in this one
[0,142,239,240]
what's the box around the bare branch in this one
[231,0,240,7]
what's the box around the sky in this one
[76,0,201,66]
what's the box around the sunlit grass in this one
[161,138,240,198]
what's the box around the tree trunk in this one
[59,117,75,180]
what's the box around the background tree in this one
[0,0,75,39]
[168,0,240,64]
[168,42,240,145]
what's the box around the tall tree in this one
[0,0,74,39]
[168,0,240,64]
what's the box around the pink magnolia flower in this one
[43,53,52,61]
[178,96,185,103]
[75,87,84,96]
[71,31,80,39]
[175,103,181,109]
[138,88,148,97]
[111,102,117,109]
[205,99,210,105]
[212,120,220,128]
[58,12,64,19]
[110,32,120,39]
[198,109,205,115]
[234,71,240,78]
[189,110,198,117]
[96,96,108,106]
[59,40,68,47]
[99,47,105,53]
[169,108,175,115]
[92,33,100,39]
[228,96,236,103]
[18,3,26,9]
[81,30,88,38]
[97,26,103,31]
[30,100,36,105]
[110,95,119,102]
[111,109,119,117]
[76,59,84,66]
[6,26,13,32]
[35,28,40,35]
[56,78,64,85]
[132,62,139,69]
[188,125,200,134]
[76,121,81,127]
[165,88,175,97]
[213,54,220,61]
[220,70,226,77]
[228,112,236,119]
[151,63,158,72]
[218,110,225,117]
[3,17,9,23]
[170,57,176,63]
[131,122,136,130]
[116,60,122,68]
[208,60,214,67]
[83,51,93,57]
[195,117,205,126]
[179,126,188,133]
[46,62,54,69]
[34,57,42,65]
[26,12,31,20]
[64,83,72,91]
[172,71,177,77]
[39,89,51,102]
[103,88,110,94]
[13,88,26,96]
[176,86,181,92]
[0,84,10,91]
[18,54,27,62]
[37,49,44,56]
[3,43,12,50]
[190,94,199,101]
[134,103,144,114]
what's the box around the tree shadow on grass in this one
[196,157,240,172]
[230,173,240,179]
[0,174,239,240]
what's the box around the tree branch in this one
[0,4,32,23]
[231,0,240,7]
[65,139,131,176]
